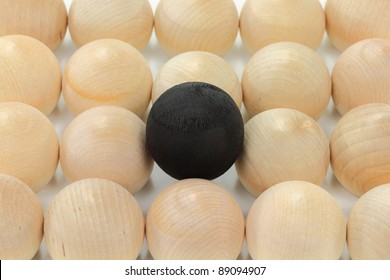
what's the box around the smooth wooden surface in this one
[146,179,245,260]
[235,108,329,197]
[242,42,331,120]
[44,179,145,260]
[240,0,325,54]
[332,39,390,115]
[0,0,67,50]
[152,51,242,107]
[0,174,43,260]
[154,0,239,56]
[0,103,59,193]
[246,181,346,260]
[63,39,152,117]
[347,184,390,260]
[69,0,153,50]
[326,0,390,52]
[60,106,153,194]
[0,35,62,116]
[330,104,390,197]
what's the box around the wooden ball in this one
[235,108,329,197]
[146,82,244,180]
[44,179,144,260]
[146,179,245,260]
[69,0,153,50]
[152,51,242,108]
[242,42,331,120]
[330,104,390,197]
[240,0,325,54]
[326,0,390,52]
[246,181,346,260]
[154,0,239,56]
[347,184,390,259]
[0,0,67,50]
[0,174,43,260]
[0,35,62,115]
[63,39,152,117]
[60,106,153,194]
[0,102,59,193]
[332,39,390,115]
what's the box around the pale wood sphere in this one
[0,102,59,193]
[146,179,245,260]
[154,0,239,56]
[0,35,62,116]
[330,104,390,197]
[0,174,43,260]
[332,39,390,116]
[242,42,331,120]
[246,181,346,260]
[0,0,67,51]
[326,0,390,52]
[152,51,242,107]
[347,184,390,260]
[44,179,144,260]
[235,108,329,197]
[63,39,153,117]
[60,106,153,194]
[240,0,325,54]
[69,0,153,50]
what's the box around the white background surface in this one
[33,0,356,260]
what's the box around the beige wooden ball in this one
[60,106,153,194]
[347,184,390,260]
[44,179,144,260]
[69,0,153,50]
[63,39,152,117]
[152,51,242,107]
[154,0,239,56]
[330,104,390,197]
[235,108,329,197]
[326,0,390,52]
[0,0,67,51]
[146,179,245,260]
[0,102,59,193]
[0,174,43,260]
[332,39,390,116]
[246,181,346,260]
[242,42,331,120]
[0,35,62,116]
[240,0,325,54]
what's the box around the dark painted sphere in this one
[146,82,244,180]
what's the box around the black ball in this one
[146,82,244,180]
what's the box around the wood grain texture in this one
[235,108,329,197]
[240,0,325,54]
[347,184,390,260]
[326,0,390,52]
[146,179,245,260]
[0,35,62,116]
[63,39,152,117]
[332,39,390,115]
[152,51,242,107]
[0,102,59,193]
[69,0,153,50]
[242,42,331,120]
[0,0,67,50]
[0,174,43,260]
[44,179,144,260]
[330,104,390,197]
[154,0,239,56]
[60,106,153,194]
[246,181,346,260]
